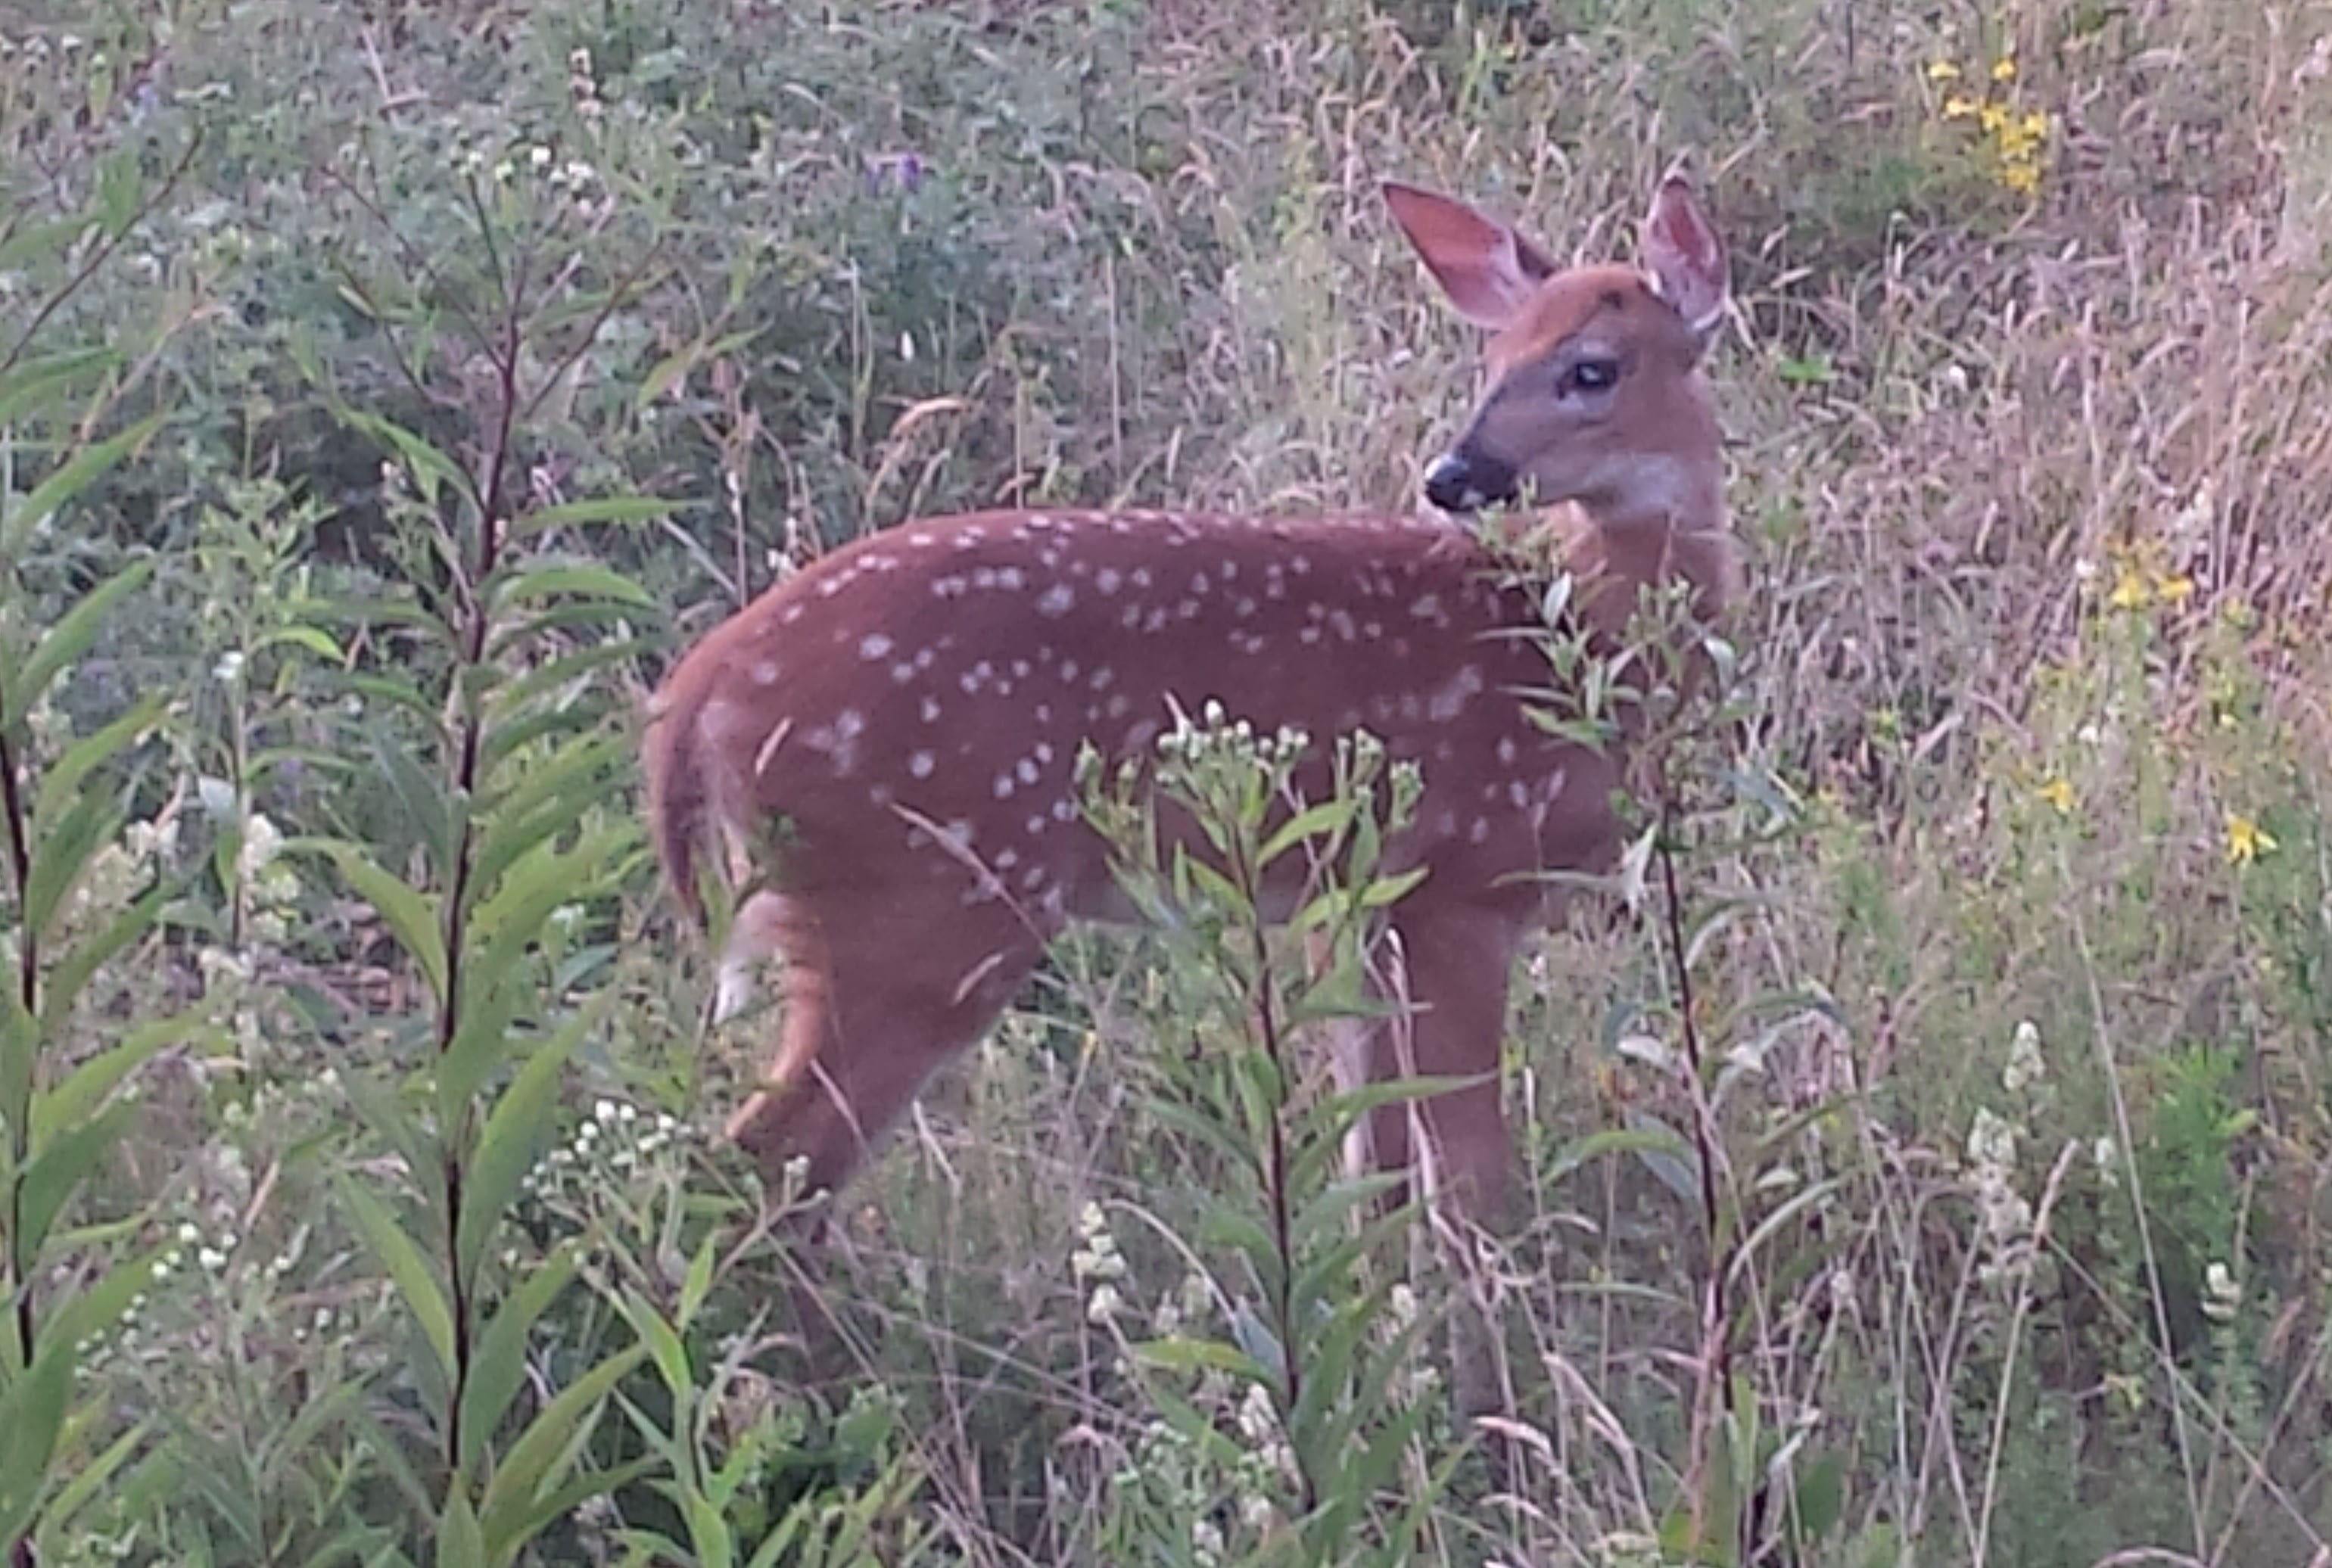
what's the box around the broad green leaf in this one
[481,639,656,737]
[14,1100,135,1271]
[95,148,142,237]
[435,977,524,1124]
[453,1006,593,1283]
[0,419,166,565]
[38,1416,149,1543]
[0,1339,70,1549]
[465,829,622,997]
[34,1016,221,1137]
[370,731,453,881]
[435,1484,487,1568]
[37,883,179,1036]
[0,215,83,274]
[304,842,448,1003]
[9,562,155,726]
[478,1345,647,1557]
[1128,1334,1269,1386]
[42,689,193,820]
[254,623,347,662]
[0,983,36,1128]
[677,1230,719,1330]
[510,493,677,536]
[479,1457,656,1568]
[487,562,652,612]
[455,1247,581,1474]
[1258,798,1357,866]
[20,793,117,951]
[615,1289,693,1400]
[0,348,119,427]
[339,1178,456,1382]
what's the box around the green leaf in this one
[0,348,120,427]
[0,216,84,274]
[615,1289,693,1400]
[1788,1448,1845,1546]
[339,1178,457,1383]
[510,494,677,537]
[369,730,453,881]
[40,1417,153,1547]
[0,418,166,564]
[455,1247,581,1474]
[1128,1335,1269,1387]
[0,994,30,1136]
[435,1485,487,1568]
[37,883,179,1037]
[487,562,652,612]
[20,793,117,952]
[36,1018,223,1143]
[1258,798,1357,866]
[7,559,155,729]
[254,623,347,662]
[14,1100,135,1272]
[95,148,143,237]
[478,1345,648,1560]
[480,1457,657,1568]
[453,1005,593,1284]
[0,1339,73,1549]
[677,1231,719,1330]
[32,694,165,833]
[304,842,448,1004]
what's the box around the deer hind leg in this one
[722,885,1045,1210]
[1375,898,1526,1425]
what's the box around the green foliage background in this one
[2,0,2330,1563]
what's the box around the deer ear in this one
[1382,180,1558,331]
[1642,174,1730,351]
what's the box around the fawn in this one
[643,172,1738,1384]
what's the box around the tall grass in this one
[0,0,2327,1563]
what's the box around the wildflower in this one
[2037,776,2075,814]
[1943,95,1978,119]
[2004,1019,2045,1094]
[1927,59,1963,80]
[1991,54,2017,82]
[2153,572,2195,607]
[2108,566,2151,611]
[2224,812,2277,866]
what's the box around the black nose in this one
[1422,450,1517,515]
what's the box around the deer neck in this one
[1540,462,1737,644]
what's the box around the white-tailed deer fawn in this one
[643,173,1736,1370]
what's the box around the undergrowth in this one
[1,0,2330,1563]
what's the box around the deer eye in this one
[1564,357,1621,395]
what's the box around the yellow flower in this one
[2038,776,2075,814]
[2153,573,2194,606]
[2225,812,2278,866]
[1928,58,1964,81]
[2108,566,2151,611]
[2000,160,2042,197]
[1991,54,2017,82]
[1944,94,1979,119]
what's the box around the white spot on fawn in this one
[909,751,936,779]
[859,632,894,661]
[1038,583,1076,618]
[920,694,944,723]
[1427,665,1485,722]
[752,660,780,684]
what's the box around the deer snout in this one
[1422,449,1517,515]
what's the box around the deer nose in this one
[1422,450,1517,515]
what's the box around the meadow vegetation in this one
[2,0,2330,1563]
